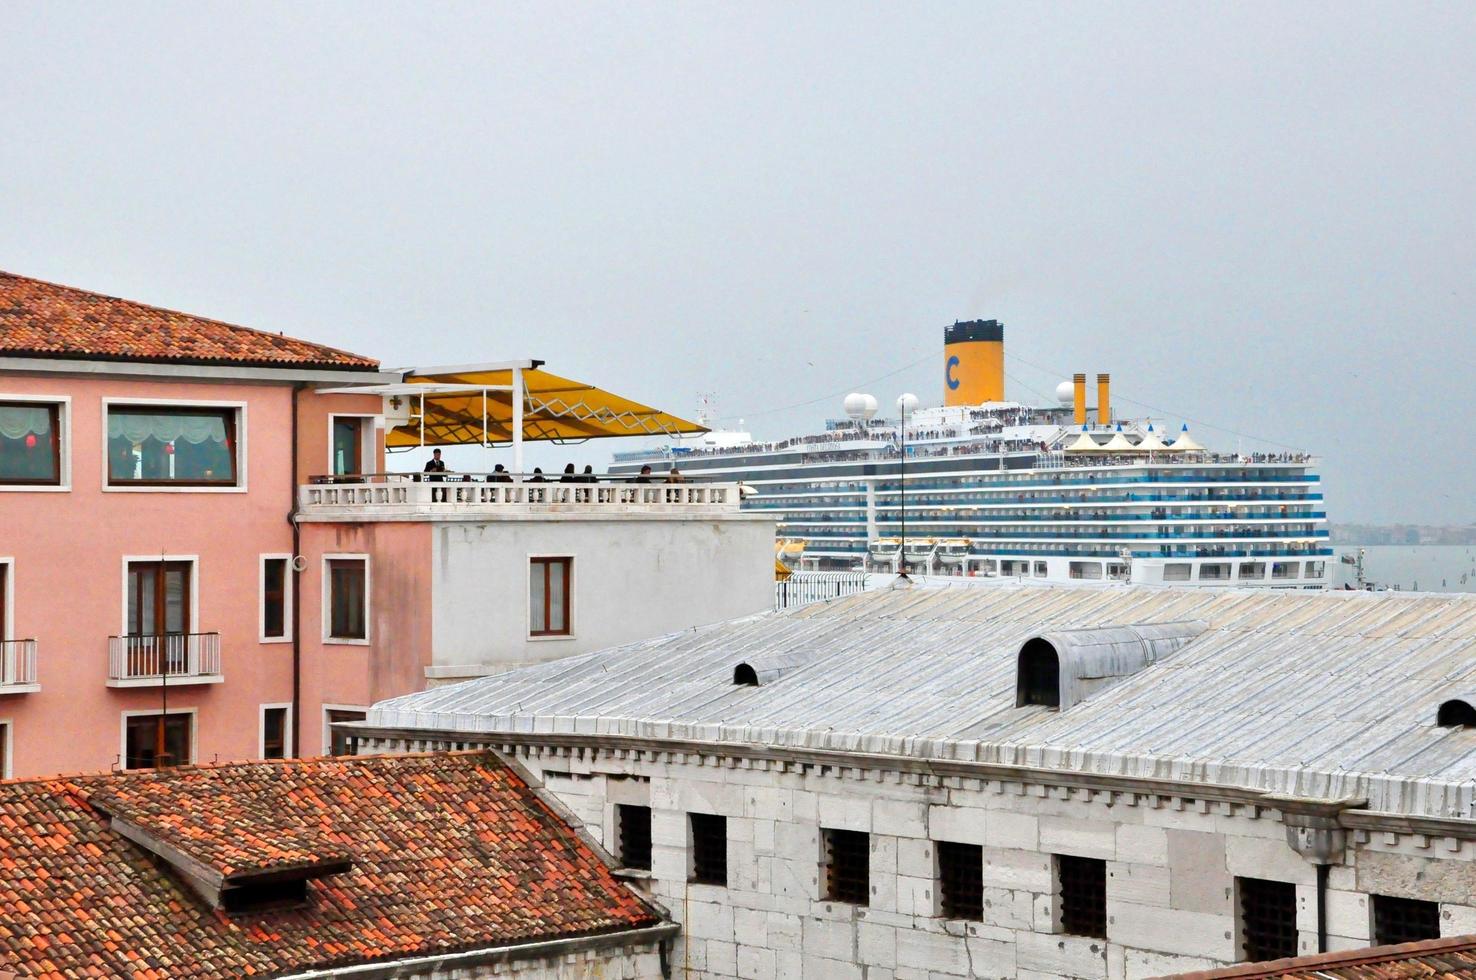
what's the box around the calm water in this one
[1333,545,1476,593]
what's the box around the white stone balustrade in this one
[298,479,742,519]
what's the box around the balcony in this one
[0,639,40,693]
[298,474,744,522]
[107,632,223,687]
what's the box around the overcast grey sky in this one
[2,2,1470,523]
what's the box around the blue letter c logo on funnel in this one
[946,355,960,390]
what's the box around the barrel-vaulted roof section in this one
[369,585,1476,818]
[0,270,380,370]
[386,366,706,447]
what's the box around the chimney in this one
[1096,373,1111,426]
[1072,373,1087,425]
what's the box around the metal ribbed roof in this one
[369,585,1476,817]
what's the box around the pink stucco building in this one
[0,270,776,777]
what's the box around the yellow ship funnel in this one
[1097,373,1111,425]
[943,320,1004,406]
[1073,373,1087,425]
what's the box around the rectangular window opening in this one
[1238,877,1298,962]
[617,804,652,871]
[0,401,62,485]
[689,812,727,886]
[107,405,238,487]
[1372,894,1440,947]
[937,840,983,920]
[262,557,288,640]
[823,828,870,906]
[327,559,367,641]
[124,714,191,770]
[262,707,288,760]
[326,709,366,757]
[529,557,571,636]
[1057,854,1107,938]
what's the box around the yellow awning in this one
[384,367,706,448]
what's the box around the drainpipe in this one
[290,383,304,758]
[1316,863,1329,953]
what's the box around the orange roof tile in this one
[1161,934,1476,979]
[0,271,379,370]
[0,752,662,978]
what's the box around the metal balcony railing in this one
[0,639,38,689]
[107,632,222,685]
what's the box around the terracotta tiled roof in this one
[0,270,379,369]
[1162,935,1476,979]
[0,752,662,979]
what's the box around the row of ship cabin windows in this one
[611,805,1444,959]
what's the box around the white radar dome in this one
[897,393,919,417]
[843,392,878,421]
[1055,381,1075,405]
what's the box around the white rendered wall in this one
[428,516,775,679]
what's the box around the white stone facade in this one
[373,936,667,979]
[354,733,1476,980]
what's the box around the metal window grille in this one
[823,828,870,906]
[1238,877,1297,962]
[1373,895,1440,947]
[1057,854,1106,938]
[937,841,983,920]
[618,804,652,872]
[689,813,726,885]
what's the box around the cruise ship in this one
[612,321,1330,588]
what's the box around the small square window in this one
[617,804,652,871]
[327,559,367,641]
[823,828,870,906]
[1238,877,1297,961]
[689,813,726,885]
[0,401,62,486]
[937,841,983,920]
[125,714,191,769]
[1373,895,1439,946]
[1057,854,1106,938]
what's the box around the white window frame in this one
[100,397,248,493]
[0,719,11,778]
[259,553,293,644]
[119,707,198,770]
[326,413,381,477]
[322,703,368,757]
[259,702,293,759]
[0,557,12,643]
[0,393,72,492]
[119,554,200,636]
[322,553,371,645]
[527,553,575,642]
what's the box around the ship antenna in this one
[894,394,918,588]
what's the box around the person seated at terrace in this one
[528,467,546,482]
[634,464,654,484]
[666,467,684,483]
[559,463,577,483]
[491,464,512,483]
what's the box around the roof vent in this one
[1438,699,1476,728]
[731,649,812,686]
[1015,621,1208,710]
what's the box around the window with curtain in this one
[106,405,238,486]
[0,401,61,485]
